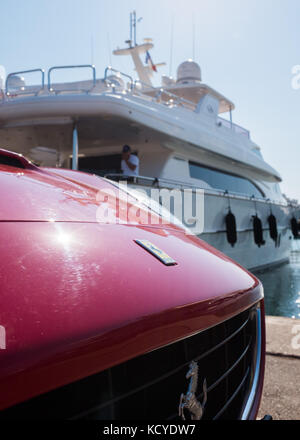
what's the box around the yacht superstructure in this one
[0,13,295,270]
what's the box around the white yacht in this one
[0,14,295,271]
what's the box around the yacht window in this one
[77,154,122,176]
[189,161,264,198]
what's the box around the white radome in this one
[177,60,202,84]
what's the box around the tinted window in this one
[189,162,264,198]
[78,154,122,176]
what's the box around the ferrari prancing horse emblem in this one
[179,361,207,420]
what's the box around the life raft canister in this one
[225,210,237,247]
[291,217,299,239]
[268,214,278,242]
[253,215,265,247]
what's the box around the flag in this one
[145,51,157,72]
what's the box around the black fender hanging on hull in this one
[291,217,299,239]
[253,215,265,247]
[268,214,278,242]
[225,210,237,247]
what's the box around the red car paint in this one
[0,149,265,417]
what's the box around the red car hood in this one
[0,161,161,224]
[0,150,263,410]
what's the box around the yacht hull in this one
[201,230,290,272]
[127,183,292,271]
[201,191,291,271]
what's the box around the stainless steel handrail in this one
[48,65,96,93]
[133,79,196,109]
[104,173,288,206]
[135,79,250,137]
[104,67,134,90]
[218,116,250,138]
[5,69,45,97]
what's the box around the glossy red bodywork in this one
[0,151,265,417]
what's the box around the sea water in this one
[254,240,300,318]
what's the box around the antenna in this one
[114,12,161,87]
[107,32,112,66]
[90,34,94,65]
[133,10,137,45]
[129,12,133,46]
[129,10,143,47]
[192,16,196,60]
[169,16,174,77]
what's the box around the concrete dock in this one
[257,316,300,420]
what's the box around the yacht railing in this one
[104,66,134,90]
[103,69,196,109]
[104,173,286,206]
[5,69,45,97]
[48,65,97,94]
[133,79,196,110]
[0,64,250,138]
[217,116,250,138]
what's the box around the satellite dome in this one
[7,75,26,89]
[176,60,201,84]
[105,74,125,89]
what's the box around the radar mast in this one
[113,11,165,87]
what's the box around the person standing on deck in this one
[121,145,139,177]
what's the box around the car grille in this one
[0,304,261,420]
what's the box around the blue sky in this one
[1,0,300,202]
